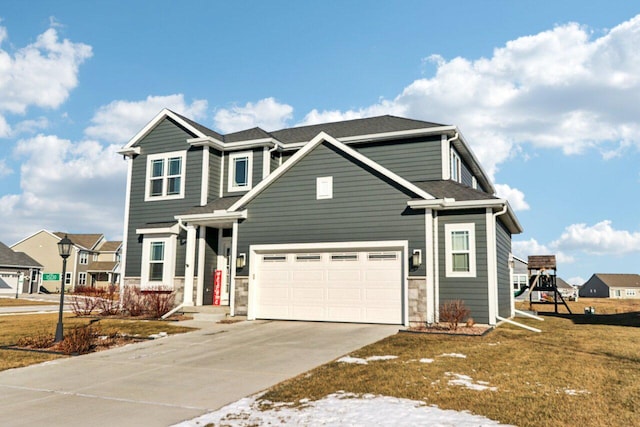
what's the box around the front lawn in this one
[0,297,52,307]
[261,299,640,427]
[0,313,194,371]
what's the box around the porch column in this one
[183,225,197,306]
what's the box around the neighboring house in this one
[118,110,523,327]
[87,240,122,288]
[579,274,640,299]
[11,230,110,292]
[555,278,576,299]
[0,241,42,295]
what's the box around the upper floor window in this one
[450,149,461,183]
[444,223,476,278]
[228,151,253,192]
[145,151,186,201]
[79,251,88,265]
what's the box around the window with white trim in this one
[79,251,88,265]
[78,272,87,286]
[228,151,253,192]
[140,235,176,288]
[450,148,461,183]
[316,176,333,200]
[445,223,476,277]
[513,274,527,291]
[145,151,186,201]
[626,289,636,297]
[65,272,72,285]
[149,242,165,281]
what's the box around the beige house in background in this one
[11,230,121,293]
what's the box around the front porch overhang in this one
[174,210,247,228]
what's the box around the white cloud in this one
[85,94,208,144]
[551,220,640,255]
[494,184,529,211]
[0,158,12,177]
[0,26,92,115]
[512,238,575,264]
[213,97,293,133]
[0,134,127,243]
[567,276,586,287]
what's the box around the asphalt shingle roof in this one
[98,241,121,252]
[412,180,496,201]
[170,110,224,140]
[181,196,243,216]
[595,274,640,288]
[0,241,42,268]
[53,233,103,251]
[87,261,118,272]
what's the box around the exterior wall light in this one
[236,253,246,269]
[412,249,422,268]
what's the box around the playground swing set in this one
[515,255,572,315]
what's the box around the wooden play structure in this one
[523,255,572,314]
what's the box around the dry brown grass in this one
[0,313,194,371]
[262,299,640,427]
[0,298,52,307]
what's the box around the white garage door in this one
[0,272,19,294]
[254,248,403,324]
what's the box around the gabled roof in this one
[53,233,103,251]
[0,241,42,268]
[594,273,640,288]
[556,278,575,290]
[225,127,273,143]
[87,261,118,273]
[228,131,435,212]
[97,241,122,252]
[269,115,446,144]
[180,196,243,216]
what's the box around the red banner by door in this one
[213,270,222,305]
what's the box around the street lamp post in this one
[54,235,73,343]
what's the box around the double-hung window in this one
[149,241,165,282]
[228,151,253,192]
[145,151,186,201]
[78,272,87,286]
[79,251,88,265]
[450,148,461,183]
[445,223,476,277]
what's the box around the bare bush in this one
[144,286,175,318]
[439,300,471,331]
[17,331,54,349]
[97,285,120,316]
[71,295,100,316]
[122,286,146,317]
[57,325,96,355]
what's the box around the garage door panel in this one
[255,246,402,325]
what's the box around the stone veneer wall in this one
[121,276,186,309]
[408,277,427,327]
[234,276,249,316]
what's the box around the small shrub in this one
[71,295,100,316]
[122,286,146,317]
[97,284,120,316]
[17,331,54,349]
[439,300,471,331]
[144,286,175,318]
[57,325,96,355]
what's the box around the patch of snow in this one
[148,331,168,339]
[446,373,498,392]
[563,389,590,396]
[419,358,434,364]
[337,355,398,365]
[439,353,467,358]
[173,392,513,426]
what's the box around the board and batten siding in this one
[496,219,512,318]
[208,148,222,200]
[437,209,490,323]
[354,136,442,182]
[222,148,264,198]
[125,118,203,278]
[236,141,426,276]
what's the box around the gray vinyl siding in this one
[208,148,222,200]
[496,220,512,318]
[579,275,610,298]
[355,137,442,181]
[460,161,474,188]
[125,119,202,277]
[237,141,426,276]
[281,151,294,164]
[222,148,264,198]
[437,210,489,323]
[270,152,280,173]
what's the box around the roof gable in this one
[0,241,42,268]
[229,132,435,211]
[53,232,104,251]
[595,273,640,288]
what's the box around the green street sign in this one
[43,273,60,281]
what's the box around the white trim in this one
[230,221,239,316]
[201,147,210,206]
[486,209,497,325]
[227,151,253,193]
[444,223,477,278]
[248,240,409,326]
[433,214,440,323]
[140,234,176,290]
[228,132,434,211]
[441,134,450,180]
[188,136,277,151]
[144,150,187,201]
[136,223,180,235]
[196,227,206,305]
[175,210,247,225]
[182,225,197,306]
[262,146,270,179]
[316,176,333,200]
[10,229,63,248]
[425,209,434,324]
[119,109,214,152]
[450,147,462,183]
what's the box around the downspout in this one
[493,204,541,332]
[447,132,459,145]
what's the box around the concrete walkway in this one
[0,319,398,427]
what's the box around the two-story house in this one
[118,110,522,327]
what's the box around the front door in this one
[217,237,232,305]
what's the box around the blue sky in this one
[1,1,639,285]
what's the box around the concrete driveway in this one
[0,319,398,427]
